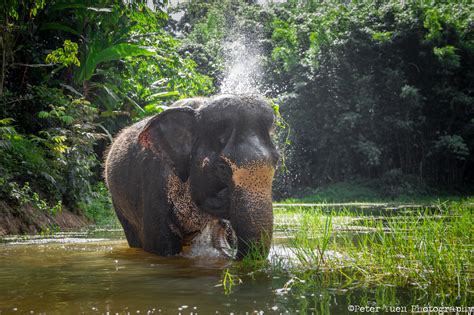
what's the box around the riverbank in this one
[277,179,474,204]
[0,182,119,236]
[0,201,90,236]
[1,190,471,237]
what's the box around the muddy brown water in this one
[0,223,463,314]
[0,229,362,314]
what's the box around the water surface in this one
[0,231,314,314]
[1,212,465,314]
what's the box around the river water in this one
[0,215,466,315]
[0,230,343,314]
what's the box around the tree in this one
[0,0,214,214]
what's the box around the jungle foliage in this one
[1,0,473,223]
[175,0,474,199]
[0,0,213,216]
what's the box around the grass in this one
[225,200,473,310]
[278,179,474,204]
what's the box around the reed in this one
[227,201,473,306]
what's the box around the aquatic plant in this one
[220,268,242,295]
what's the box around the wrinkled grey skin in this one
[105,94,278,259]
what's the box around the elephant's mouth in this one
[199,186,231,219]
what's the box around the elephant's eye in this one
[218,133,228,145]
[218,135,225,144]
[217,125,232,146]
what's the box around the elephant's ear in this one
[138,107,197,181]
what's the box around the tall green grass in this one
[227,201,473,306]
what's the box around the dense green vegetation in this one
[0,0,213,224]
[1,0,473,226]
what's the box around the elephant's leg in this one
[143,205,182,256]
[113,201,142,248]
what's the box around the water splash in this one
[185,224,222,258]
[220,34,265,95]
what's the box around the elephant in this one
[104,94,279,259]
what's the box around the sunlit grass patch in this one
[226,201,473,307]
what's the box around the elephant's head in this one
[139,94,279,259]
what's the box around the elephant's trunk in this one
[228,162,274,260]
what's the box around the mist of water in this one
[219,34,265,96]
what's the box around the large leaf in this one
[148,91,179,99]
[50,2,112,12]
[86,7,113,12]
[79,44,156,81]
[94,44,155,65]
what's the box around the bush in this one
[370,169,431,199]
[79,183,118,227]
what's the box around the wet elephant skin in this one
[104,94,279,258]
